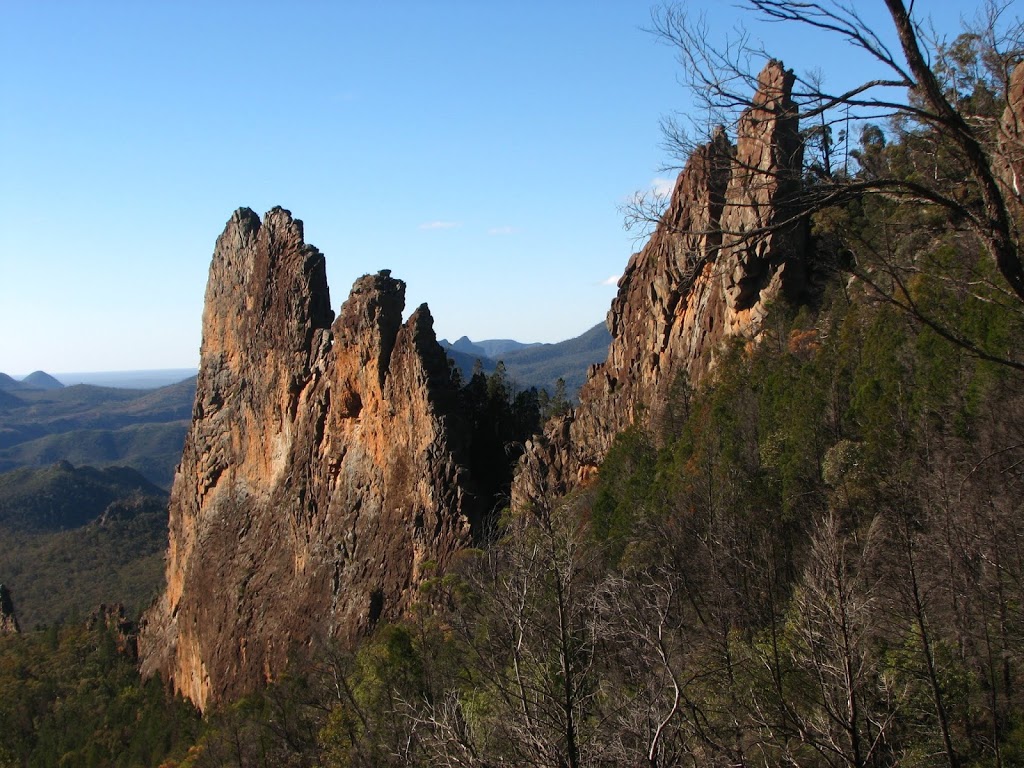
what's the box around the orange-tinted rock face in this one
[139,208,476,711]
[142,60,811,710]
[1000,63,1024,204]
[513,61,808,509]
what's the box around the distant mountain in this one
[53,368,198,389]
[442,323,611,397]
[0,376,195,488]
[0,371,66,391]
[443,336,487,358]
[440,336,544,359]
[500,323,611,395]
[475,339,543,357]
[21,371,64,390]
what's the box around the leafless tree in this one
[753,513,900,768]
[413,500,610,768]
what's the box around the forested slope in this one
[3,2,1024,766]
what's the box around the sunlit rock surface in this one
[140,208,479,711]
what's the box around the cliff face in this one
[514,61,807,507]
[140,208,477,711]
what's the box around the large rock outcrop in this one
[0,584,19,634]
[514,60,808,507]
[140,207,479,711]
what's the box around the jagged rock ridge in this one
[513,60,809,507]
[140,207,479,711]
[142,60,808,710]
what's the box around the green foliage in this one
[591,427,655,562]
[0,622,198,767]
[1,494,168,628]
[0,462,165,533]
[0,462,169,628]
[539,376,571,420]
[573,252,1024,764]
[460,364,543,522]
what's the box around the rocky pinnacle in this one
[139,208,478,711]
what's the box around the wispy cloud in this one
[601,274,621,286]
[487,225,520,236]
[651,176,676,197]
[418,221,460,231]
[621,176,678,207]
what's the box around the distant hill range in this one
[0,369,195,628]
[442,336,543,359]
[0,323,609,493]
[0,371,63,391]
[53,369,199,388]
[0,461,169,628]
[0,461,165,533]
[0,372,196,489]
[440,322,611,396]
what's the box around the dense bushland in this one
[0,616,198,768]
[5,3,1024,763]
[121,257,1024,766]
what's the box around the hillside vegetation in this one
[3,2,1024,766]
[0,377,194,488]
[0,463,168,629]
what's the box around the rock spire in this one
[140,207,479,711]
[513,60,808,508]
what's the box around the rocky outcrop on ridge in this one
[88,603,136,657]
[0,584,19,634]
[139,207,479,711]
[513,60,808,508]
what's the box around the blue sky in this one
[0,0,995,374]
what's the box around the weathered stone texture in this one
[999,62,1024,205]
[140,208,476,711]
[513,60,807,510]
